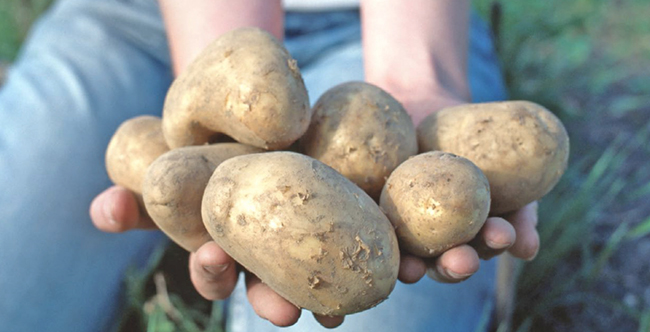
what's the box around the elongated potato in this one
[417,101,569,215]
[105,115,169,195]
[300,81,418,200]
[380,151,491,257]
[142,143,263,252]
[162,27,311,150]
[201,152,400,315]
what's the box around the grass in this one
[0,0,52,61]
[474,0,650,123]
[2,0,649,331]
[112,242,223,332]
[474,0,650,330]
[509,133,648,331]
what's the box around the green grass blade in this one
[626,215,650,239]
[639,309,650,332]
[167,294,204,332]
[205,301,226,332]
[589,221,631,280]
[514,316,534,332]
[473,299,494,332]
[146,305,175,332]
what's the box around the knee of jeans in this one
[468,11,508,102]
[301,42,364,103]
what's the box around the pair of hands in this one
[90,97,540,329]
[91,0,533,328]
[91,188,538,328]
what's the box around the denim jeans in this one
[0,1,507,331]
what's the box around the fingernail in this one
[526,248,539,261]
[203,263,229,275]
[445,269,473,280]
[486,240,512,250]
[102,192,116,225]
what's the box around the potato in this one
[300,81,418,200]
[162,27,311,150]
[417,101,569,215]
[201,152,399,315]
[380,151,491,257]
[142,143,263,252]
[105,115,169,196]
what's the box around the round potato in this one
[201,152,400,315]
[105,115,169,195]
[142,143,263,252]
[162,27,311,150]
[300,81,418,200]
[380,151,491,257]
[417,101,569,215]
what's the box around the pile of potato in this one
[105,28,569,316]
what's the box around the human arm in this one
[361,0,539,283]
[362,0,470,125]
[158,0,284,76]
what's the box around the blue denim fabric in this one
[0,1,170,331]
[0,1,506,331]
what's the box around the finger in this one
[189,242,238,300]
[470,217,516,260]
[246,273,301,327]
[504,201,539,227]
[398,254,427,284]
[426,244,480,283]
[90,186,156,232]
[313,314,345,329]
[504,202,540,260]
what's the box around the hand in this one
[398,202,539,284]
[89,186,344,328]
[382,92,540,285]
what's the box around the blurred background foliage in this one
[0,0,51,61]
[1,0,649,331]
[473,0,650,331]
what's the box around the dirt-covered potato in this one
[417,101,570,215]
[201,152,399,315]
[162,27,311,150]
[300,81,418,200]
[142,143,263,252]
[105,115,169,195]
[380,151,491,257]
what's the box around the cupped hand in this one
[386,91,540,285]
[89,185,344,328]
[191,241,345,328]
[397,202,539,284]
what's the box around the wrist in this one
[361,0,471,124]
[366,65,470,106]
[367,69,469,126]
